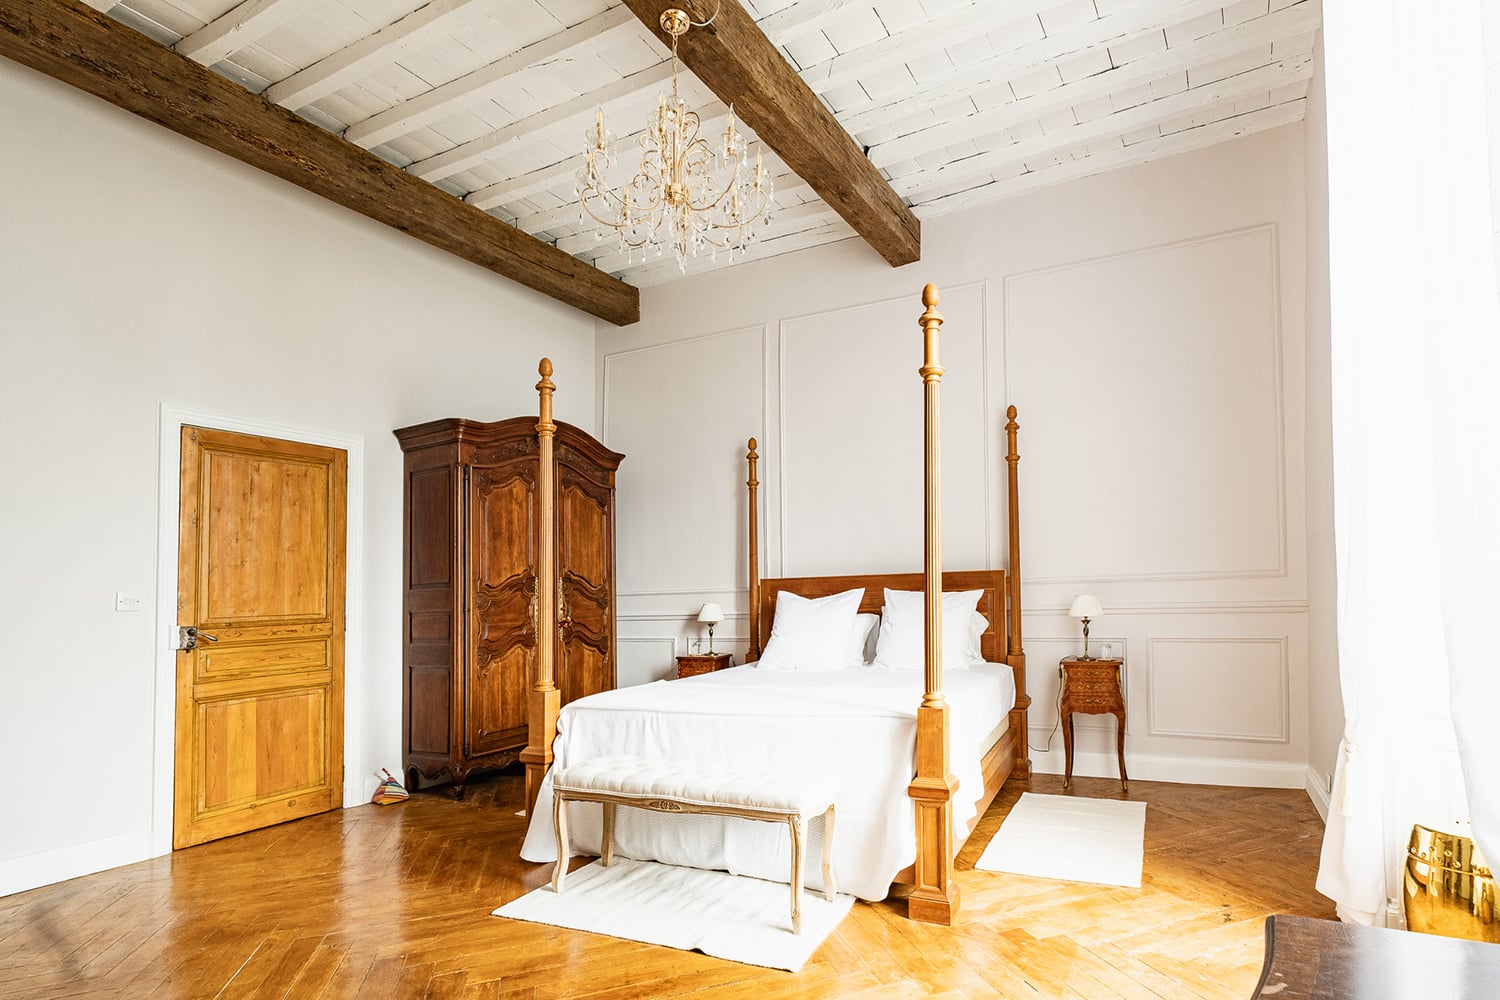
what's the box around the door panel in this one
[466,461,535,757]
[175,427,346,850]
[557,465,614,706]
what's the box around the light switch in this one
[115,592,143,612]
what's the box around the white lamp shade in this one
[697,603,725,624]
[1068,594,1103,619]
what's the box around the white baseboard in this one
[1027,747,1309,789]
[0,830,155,898]
[1304,764,1331,820]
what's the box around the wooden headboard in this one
[755,570,1010,664]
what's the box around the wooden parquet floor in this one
[0,771,1334,999]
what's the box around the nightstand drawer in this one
[676,652,732,679]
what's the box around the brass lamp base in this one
[1403,824,1498,943]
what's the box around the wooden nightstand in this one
[1060,655,1127,792]
[675,652,732,679]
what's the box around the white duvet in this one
[519,663,1016,900]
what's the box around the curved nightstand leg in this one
[1062,712,1075,791]
[1116,710,1128,793]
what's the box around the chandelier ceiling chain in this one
[575,6,775,272]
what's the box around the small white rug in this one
[494,858,854,972]
[975,793,1147,888]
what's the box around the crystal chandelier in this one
[575,8,774,271]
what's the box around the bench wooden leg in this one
[821,805,837,901]
[790,814,806,934]
[552,791,569,893]
[601,801,616,867]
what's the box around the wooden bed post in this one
[1005,406,1032,780]
[746,437,762,662]
[908,284,959,925]
[522,358,560,816]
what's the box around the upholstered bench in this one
[550,755,838,933]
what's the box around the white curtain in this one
[1317,0,1500,924]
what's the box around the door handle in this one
[176,626,219,651]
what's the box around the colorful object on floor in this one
[372,769,409,805]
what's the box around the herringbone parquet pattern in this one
[0,772,1333,998]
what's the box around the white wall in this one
[0,60,596,895]
[1303,30,1342,820]
[599,124,1324,789]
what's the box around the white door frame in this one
[151,403,366,857]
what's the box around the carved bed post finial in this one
[523,357,561,815]
[747,437,762,662]
[909,284,959,925]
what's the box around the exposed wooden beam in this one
[620,0,919,267]
[0,0,638,325]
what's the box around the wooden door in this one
[175,426,347,849]
[556,458,614,707]
[465,459,534,759]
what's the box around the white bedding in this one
[519,663,1016,900]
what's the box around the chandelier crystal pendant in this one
[575,8,774,272]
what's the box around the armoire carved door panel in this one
[466,461,535,758]
[557,460,614,708]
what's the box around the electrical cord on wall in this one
[1027,670,1065,755]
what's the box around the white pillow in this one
[757,588,865,671]
[966,611,990,664]
[845,613,880,666]
[873,589,983,671]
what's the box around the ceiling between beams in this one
[101,0,1319,288]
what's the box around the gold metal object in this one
[1403,824,1498,943]
[576,7,773,269]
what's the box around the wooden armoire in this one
[394,416,624,795]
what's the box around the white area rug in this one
[494,858,854,972]
[975,793,1147,888]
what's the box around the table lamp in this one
[697,602,724,654]
[1069,594,1103,659]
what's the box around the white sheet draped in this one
[1316,0,1500,924]
[519,664,1015,900]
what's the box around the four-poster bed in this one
[520,285,1029,925]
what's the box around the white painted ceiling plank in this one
[174,0,308,65]
[867,1,1319,168]
[343,5,639,148]
[408,61,674,182]
[264,0,480,108]
[894,52,1312,199]
[838,0,1236,135]
[755,0,878,47]
[799,0,1075,94]
[913,97,1305,218]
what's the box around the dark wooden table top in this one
[1254,914,1500,998]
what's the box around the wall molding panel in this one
[1147,636,1291,743]
[603,324,767,599]
[1004,224,1290,586]
[776,281,991,578]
